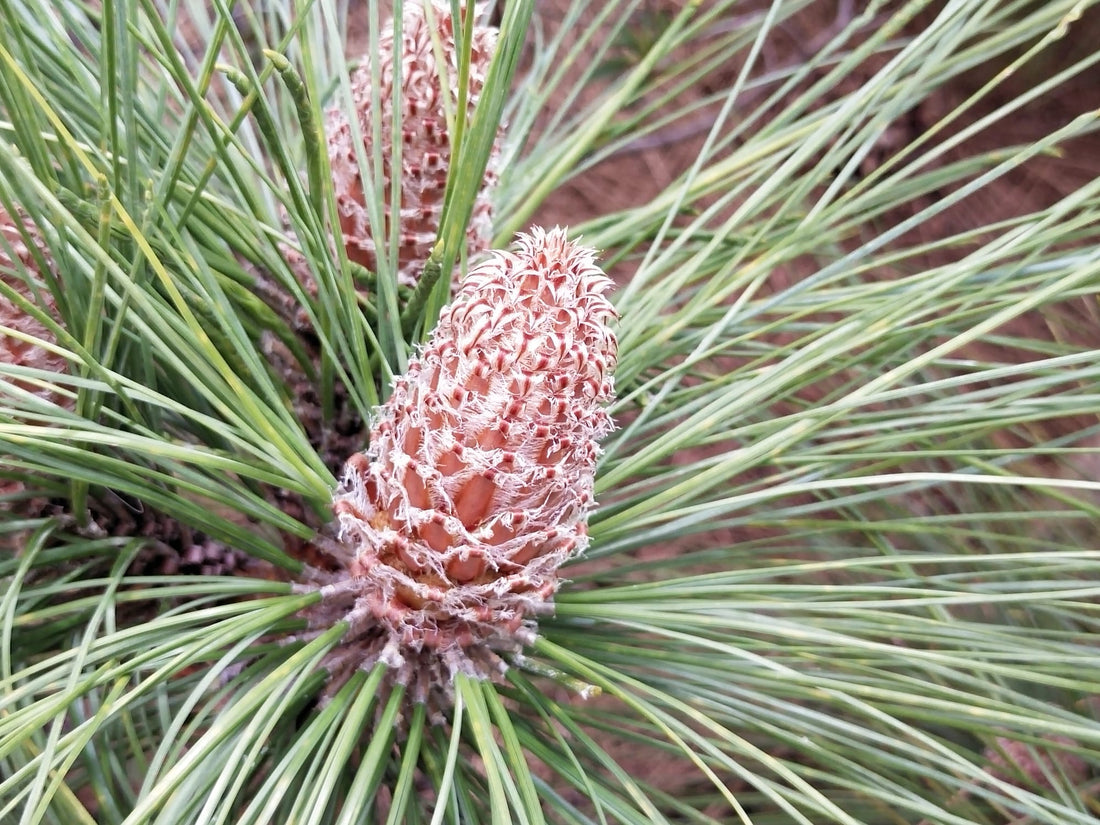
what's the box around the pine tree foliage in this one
[2,1,1100,823]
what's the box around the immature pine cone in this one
[332,227,617,687]
[1,210,66,406]
[1,210,68,509]
[985,735,1089,790]
[327,0,500,286]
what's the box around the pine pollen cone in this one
[333,227,617,673]
[326,0,500,287]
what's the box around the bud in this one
[331,227,617,696]
[327,0,500,286]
